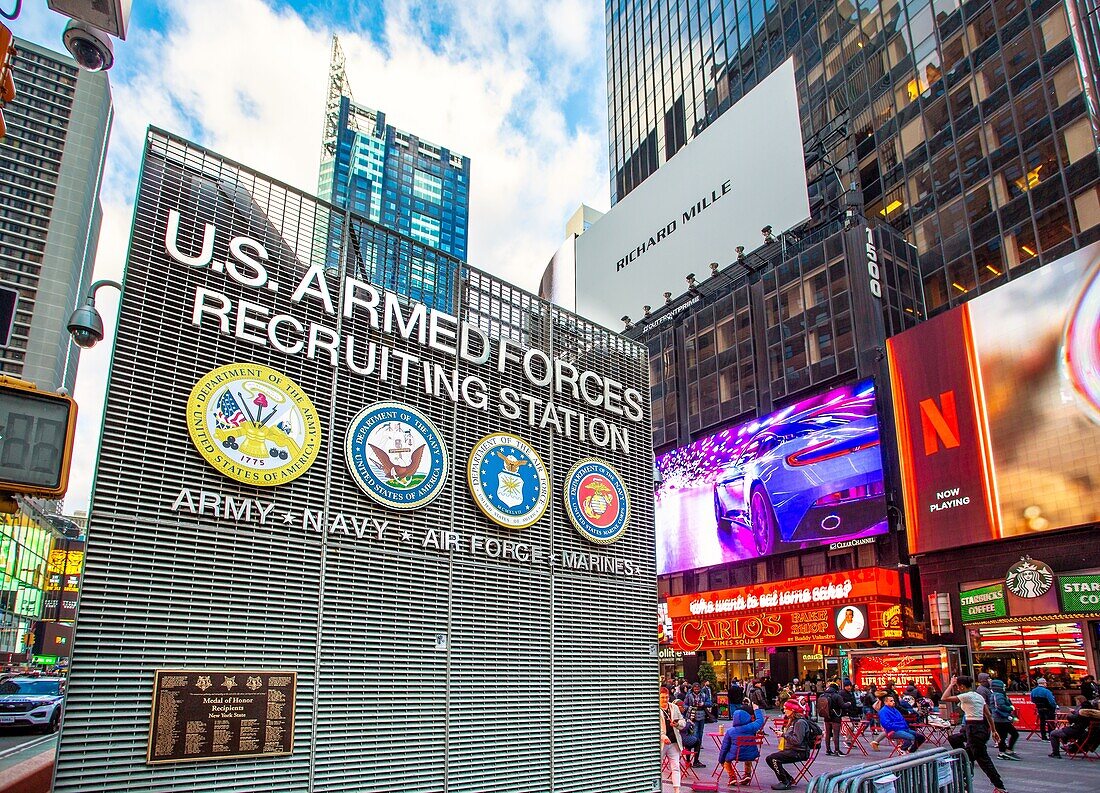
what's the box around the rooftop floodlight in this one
[686,272,697,289]
[761,225,776,244]
[621,315,633,330]
[643,305,652,317]
[709,262,720,277]
[664,291,673,305]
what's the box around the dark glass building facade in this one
[606,0,1100,314]
[630,217,924,684]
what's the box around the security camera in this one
[67,303,104,349]
[69,325,103,348]
[62,20,114,72]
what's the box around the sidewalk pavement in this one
[665,717,1097,792]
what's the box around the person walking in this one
[765,699,818,790]
[717,704,765,786]
[976,673,995,708]
[944,675,1008,793]
[684,682,711,767]
[661,693,688,793]
[990,679,1020,760]
[817,682,844,755]
[1030,677,1058,740]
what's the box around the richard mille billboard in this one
[54,130,655,793]
[572,57,810,330]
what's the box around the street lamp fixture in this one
[67,279,121,349]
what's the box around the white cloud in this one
[33,0,609,511]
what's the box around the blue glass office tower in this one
[318,38,469,264]
[606,0,1100,315]
[319,99,470,262]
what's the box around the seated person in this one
[895,695,919,719]
[1049,700,1100,758]
[718,705,765,785]
[872,693,925,753]
[765,699,816,791]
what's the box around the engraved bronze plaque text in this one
[147,669,296,764]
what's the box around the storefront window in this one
[972,622,1087,693]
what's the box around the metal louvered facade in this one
[54,129,657,793]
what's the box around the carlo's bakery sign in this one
[172,210,635,545]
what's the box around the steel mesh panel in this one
[55,128,656,793]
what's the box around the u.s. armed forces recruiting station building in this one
[54,129,655,793]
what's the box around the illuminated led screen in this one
[889,241,1100,554]
[655,379,887,574]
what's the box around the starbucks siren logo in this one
[1005,557,1054,598]
[187,363,321,486]
[345,402,448,510]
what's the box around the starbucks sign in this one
[1058,574,1100,613]
[1005,557,1054,599]
[959,583,1007,622]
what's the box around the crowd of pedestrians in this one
[661,670,1100,792]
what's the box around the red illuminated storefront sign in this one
[669,568,906,651]
[850,648,950,695]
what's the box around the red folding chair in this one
[712,733,766,787]
[1065,723,1100,761]
[759,715,772,744]
[842,717,869,756]
[737,734,766,788]
[879,731,910,758]
[681,749,701,782]
[792,736,821,784]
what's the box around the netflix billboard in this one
[888,241,1100,555]
[668,568,905,651]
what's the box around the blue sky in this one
[10,0,612,511]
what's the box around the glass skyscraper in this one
[606,0,1100,314]
[318,42,470,264]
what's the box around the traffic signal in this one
[0,377,78,501]
[0,23,15,141]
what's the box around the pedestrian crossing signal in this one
[0,377,78,502]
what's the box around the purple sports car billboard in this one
[655,379,888,574]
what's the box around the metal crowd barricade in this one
[806,747,972,793]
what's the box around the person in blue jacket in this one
[872,693,925,752]
[718,705,765,785]
[1030,677,1058,739]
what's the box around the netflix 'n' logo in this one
[919,391,960,455]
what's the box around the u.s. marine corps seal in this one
[467,433,549,529]
[563,458,630,544]
[187,363,321,486]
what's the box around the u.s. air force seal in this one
[564,458,629,544]
[467,433,549,529]
[187,363,320,486]
[345,402,448,510]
